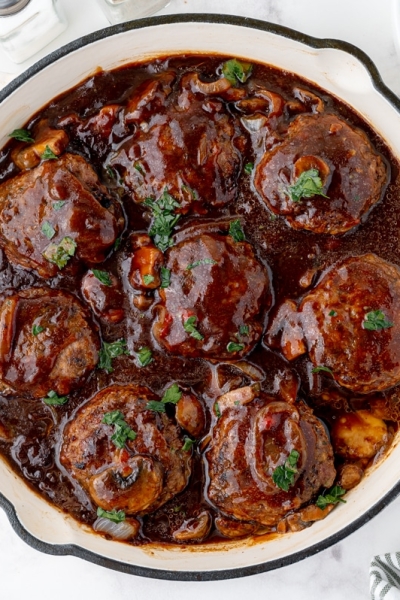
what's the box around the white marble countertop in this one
[1,0,400,598]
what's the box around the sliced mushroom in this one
[181,72,232,96]
[11,121,69,170]
[293,87,324,114]
[215,516,258,538]
[337,463,364,490]
[266,300,306,361]
[172,510,212,542]
[293,155,330,187]
[217,383,260,414]
[89,455,164,514]
[175,393,205,438]
[129,244,164,290]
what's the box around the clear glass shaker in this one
[0,0,67,64]
[97,0,170,25]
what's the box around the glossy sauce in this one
[0,55,399,545]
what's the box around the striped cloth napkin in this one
[370,554,400,599]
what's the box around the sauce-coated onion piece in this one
[93,516,140,540]
[172,511,212,542]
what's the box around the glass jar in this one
[0,0,67,64]
[96,0,170,25]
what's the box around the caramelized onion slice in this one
[93,516,140,540]
[217,383,260,414]
[182,72,232,95]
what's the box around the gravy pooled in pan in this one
[0,55,399,545]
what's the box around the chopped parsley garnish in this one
[102,410,137,449]
[312,365,333,374]
[160,267,171,288]
[9,129,34,143]
[134,162,145,174]
[143,274,155,285]
[181,184,198,200]
[96,507,126,523]
[214,402,221,418]
[161,383,182,404]
[146,383,181,412]
[229,219,245,242]
[329,310,337,317]
[92,270,112,286]
[41,145,58,160]
[42,390,68,406]
[244,162,254,175]
[32,324,45,336]
[227,341,244,353]
[42,236,76,269]
[239,325,249,336]
[182,437,195,452]
[137,346,153,367]
[98,339,130,373]
[106,166,115,179]
[222,58,253,85]
[144,189,181,252]
[183,316,204,341]
[363,309,393,331]
[186,258,217,270]
[41,221,55,240]
[53,200,66,211]
[272,449,300,492]
[146,401,166,413]
[114,237,122,251]
[286,169,329,203]
[316,485,346,510]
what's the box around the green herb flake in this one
[92,269,112,286]
[41,145,58,161]
[137,346,153,367]
[244,162,254,175]
[41,221,55,240]
[222,58,253,86]
[183,316,204,341]
[316,485,346,510]
[286,169,329,203]
[214,402,221,419]
[329,310,337,317]
[9,128,35,143]
[106,166,115,179]
[144,189,181,252]
[43,390,68,406]
[272,449,300,492]
[162,383,182,405]
[114,237,122,251]
[98,339,130,373]
[182,437,195,452]
[96,507,126,523]
[42,236,77,269]
[146,400,166,413]
[102,410,137,449]
[181,184,198,200]
[32,324,45,336]
[312,365,333,374]
[229,219,245,243]
[363,309,393,331]
[53,200,66,211]
[239,325,249,337]
[143,274,155,285]
[160,267,171,288]
[227,341,244,353]
[186,258,217,270]
[134,162,145,175]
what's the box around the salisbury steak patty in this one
[254,113,388,234]
[207,391,335,527]
[0,287,99,398]
[60,384,192,515]
[153,229,271,359]
[0,153,120,278]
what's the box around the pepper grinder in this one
[0,0,67,64]
[97,0,170,25]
